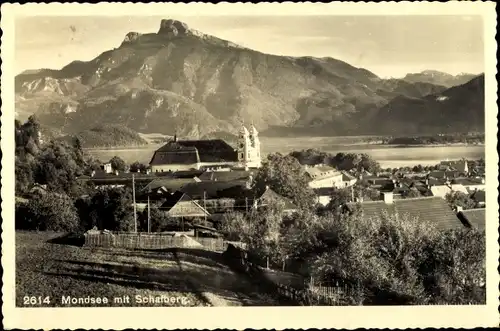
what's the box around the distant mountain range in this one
[15,19,484,140]
[403,70,479,89]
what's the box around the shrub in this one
[16,192,80,232]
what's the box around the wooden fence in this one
[223,244,359,306]
[84,231,226,251]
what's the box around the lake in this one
[86,136,486,169]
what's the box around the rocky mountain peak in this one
[157,19,193,37]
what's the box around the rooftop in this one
[349,196,463,231]
[198,170,253,182]
[458,208,486,231]
[305,165,341,180]
[150,139,238,165]
[257,187,298,211]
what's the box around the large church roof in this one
[150,139,238,165]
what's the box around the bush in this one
[278,210,485,305]
[16,192,80,232]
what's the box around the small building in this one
[305,165,344,189]
[160,192,210,219]
[440,159,469,175]
[253,186,298,215]
[341,171,357,187]
[430,184,469,198]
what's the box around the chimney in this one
[382,192,394,204]
[265,185,270,191]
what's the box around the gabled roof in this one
[141,178,197,193]
[256,188,298,211]
[428,170,459,179]
[341,171,356,182]
[179,181,248,199]
[160,192,210,217]
[458,209,486,231]
[305,165,341,180]
[150,139,238,165]
[198,170,253,182]
[149,145,200,166]
[349,196,462,231]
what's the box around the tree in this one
[33,140,86,195]
[129,161,147,173]
[139,206,180,232]
[88,187,136,231]
[109,156,127,172]
[16,192,80,232]
[445,191,478,210]
[252,153,316,209]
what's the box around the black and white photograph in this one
[2,2,498,330]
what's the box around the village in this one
[15,117,487,306]
[73,125,486,236]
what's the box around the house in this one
[159,192,211,219]
[457,208,486,231]
[347,193,464,231]
[440,159,469,175]
[341,171,357,187]
[428,170,460,180]
[305,165,344,189]
[430,184,469,198]
[451,177,485,192]
[253,186,298,215]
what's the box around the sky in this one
[15,15,484,78]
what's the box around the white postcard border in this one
[2,2,498,329]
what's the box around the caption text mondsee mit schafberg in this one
[61,295,190,305]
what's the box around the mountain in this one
[15,19,481,139]
[369,74,485,135]
[57,124,148,148]
[403,70,479,88]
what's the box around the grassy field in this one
[16,231,282,307]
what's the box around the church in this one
[149,124,262,172]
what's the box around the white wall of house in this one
[152,162,239,173]
[316,195,332,206]
[151,163,200,172]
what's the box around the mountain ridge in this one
[15,19,484,139]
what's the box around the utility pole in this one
[133,174,137,233]
[147,195,151,233]
[203,191,207,224]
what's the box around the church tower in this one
[237,124,262,169]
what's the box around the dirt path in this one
[171,249,284,306]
